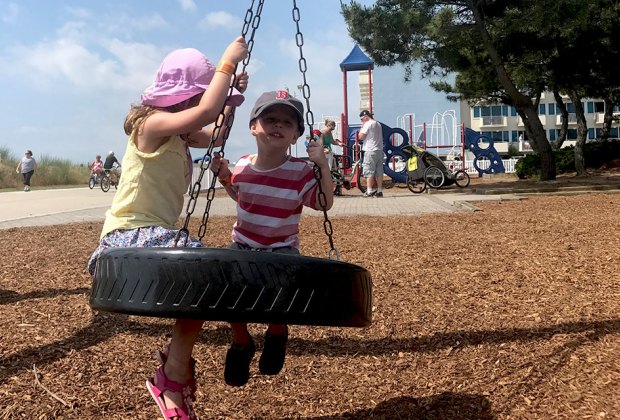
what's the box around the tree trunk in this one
[601,97,614,141]
[467,0,555,180]
[567,91,587,175]
[553,90,568,150]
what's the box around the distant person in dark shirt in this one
[104,151,120,170]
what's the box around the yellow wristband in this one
[216,60,236,76]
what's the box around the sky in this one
[0,0,457,165]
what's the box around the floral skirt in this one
[87,226,203,276]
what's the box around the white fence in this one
[188,164,218,192]
[458,158,518,174]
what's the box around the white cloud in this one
[0,37,165,96]
[178,0,197,12]
[57,21,90,40]
[1,2,18,23]
[198,11,243,31]
[65,6,91,20]
[134,13,169,32]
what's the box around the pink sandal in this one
[146,366,198,420]
[156,344,197,399]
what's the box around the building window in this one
[511,130,518,141]
[549,129,556,141]
[588,128,595,139]
[479,105,504,125]
[567,129,578,140]
[473,106,480,118]
[538,104,546,115]
[594,102,604,113]
[510,106,517,116]
[566,103,576,113]
[548,103,555,115]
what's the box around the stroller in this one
[402,144,470,194]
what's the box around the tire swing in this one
[89,0,372,328]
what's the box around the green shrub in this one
[515,154,541,179]
[515,139,620,178]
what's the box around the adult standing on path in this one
[318,119,344,171]
[358,110,384,197]
[16,150,37,192]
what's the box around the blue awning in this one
[339,44,374,71]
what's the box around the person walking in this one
[16,150,37,192]
[358,110,384,197]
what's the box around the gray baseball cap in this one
[249,90,305,136]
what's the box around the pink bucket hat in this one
[141,48,244,108]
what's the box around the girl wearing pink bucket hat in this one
[87,36,249,420]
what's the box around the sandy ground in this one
[0,180,619,419]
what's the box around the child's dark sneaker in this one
[224,340,255,387]
[259,330,288,375]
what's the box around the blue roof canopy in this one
[340,44,374,71]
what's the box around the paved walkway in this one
[0,187,525,230]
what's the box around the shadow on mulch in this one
[2,302,617,383]
[0,287,89,305]
[282,393,494,419]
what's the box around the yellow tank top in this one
[101,133,191,238]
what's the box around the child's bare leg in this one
[266,324,287,335]
[231,322,251,344]
[158,319,203,410]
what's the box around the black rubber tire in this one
[101,176,110,192]
[407,178,426,194]
[90,247,372,328]
[89,177,96,189]
[454,170,471,188]
[424,166,445,189]
[355,164,367,194]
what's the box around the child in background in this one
[210,90,334,387]
[87,37,248,420]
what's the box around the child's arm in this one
[210,153,238,201]
[307,141,334,210]
[187,71,249,148]
[140,37,248,148]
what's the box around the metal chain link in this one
[175,0,264,245]
[292,0,339,260]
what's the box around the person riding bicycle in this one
[103,151,122,182]
[89,155,104,176]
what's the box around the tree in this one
[547,0,620,174]
[342,0,620,179]
[341,0,557,180]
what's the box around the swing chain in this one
[175,0,264,245]
[292,0,339,260]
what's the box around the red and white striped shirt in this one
[230,154,318,249]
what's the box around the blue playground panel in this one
[463,128,505,176]
[345,124,505,184]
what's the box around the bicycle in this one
[100,168,121,192]
[88,172,101,189]
[332,152,367,195]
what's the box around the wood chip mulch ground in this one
[1,191,619,419]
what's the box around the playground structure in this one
[336,44,507,189]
